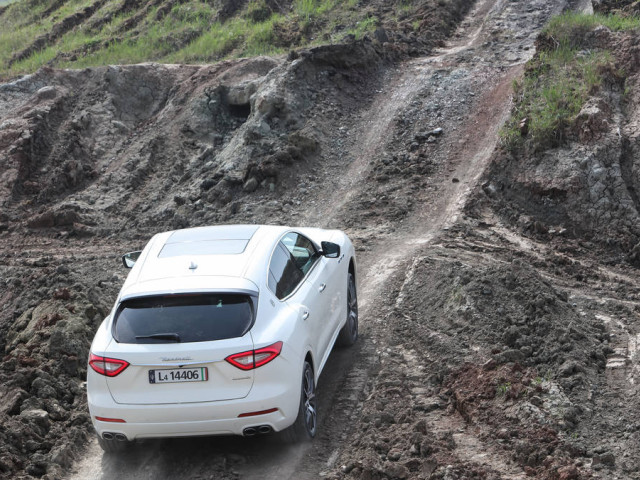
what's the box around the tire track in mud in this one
[324,0,564,308]
[305,0,499,229]
[489,223,640,475]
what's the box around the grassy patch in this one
[294,0,341,21]
[0,0,100,72]
[0,0,428,79]
[500,12,635,152]
[162,11,287,64]
[344,16,378,40]
[545,11,640,47]
[496,382,512,398]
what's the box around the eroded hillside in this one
[2,0,640,479]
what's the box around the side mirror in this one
[122,251,142,268]
[321,241,340,259]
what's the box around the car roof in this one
[118,225,292,299]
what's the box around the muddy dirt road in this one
[58,0,602,479]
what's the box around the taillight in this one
[225,341,283,370]
[89,353,129,377]
[95,416,126,423]
[238,408,278,418]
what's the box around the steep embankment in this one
[478,13,640,263]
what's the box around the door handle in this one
[302,311,310,320]
[319,283,326,292]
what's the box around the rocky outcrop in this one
[0,41,390,238]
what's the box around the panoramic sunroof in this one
[158,239,249,258]
[165,225,259,243]
[158,225,259,258]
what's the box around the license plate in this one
[148,367,208,384]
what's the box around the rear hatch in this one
[104,293,256,405]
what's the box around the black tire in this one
[337,272,358,347]
[282,361,317,442]
[97,433,130,453]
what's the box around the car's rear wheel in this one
[97,433,130,453]
[282,361,316,442]
[337,272,358,347]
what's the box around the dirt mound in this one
[0,256,116,478]
[0,43,389,242]
[331,243,604,478]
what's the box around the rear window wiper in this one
[135,333,181,342]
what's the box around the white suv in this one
[87,225,358,452]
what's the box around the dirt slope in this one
[2,0,640,479]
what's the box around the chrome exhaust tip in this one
[102,432,114,440]
[115,433,128,442]
[243,427,257,437]
[257,425,272,434]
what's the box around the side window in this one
[268,233,320,300]
[280,233,320,275]
[268,243,304,300]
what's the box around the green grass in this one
[344,16,378,40]
[0,0,98,71]
[0,0,423,79]
[294,0,342,20]
[496,382,512,398]
[500,12,636,152]
[546,11,640,47]
[163,12,286,64]
[398,0,413,13]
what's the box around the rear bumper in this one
[88,381,300,440]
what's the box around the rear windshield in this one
[113,294,255,344]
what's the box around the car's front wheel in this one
[282,361,316,442]
[337,272,358,347]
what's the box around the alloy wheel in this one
[347,276,358,338]
[303,366,317,436]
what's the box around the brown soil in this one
[2,0,640,479]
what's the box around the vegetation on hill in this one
[0,0,467,81]
[500,12,640,152]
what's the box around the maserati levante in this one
[87,225,358,452]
